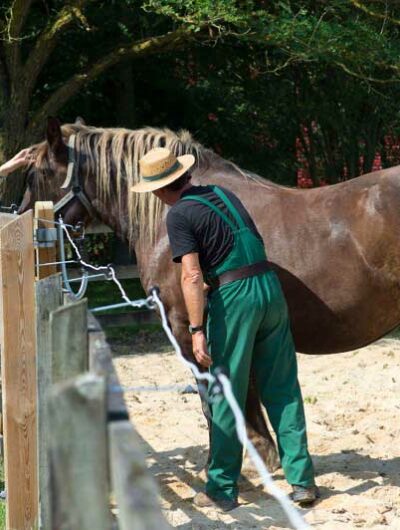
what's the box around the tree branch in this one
[2,0,34,80]
[349,0,400,26]
[334,60,400,84]
[28,27,199,139]
[5,0,34,39]
[24,0,93,97]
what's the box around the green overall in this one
[182,186,315,501]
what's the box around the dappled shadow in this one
[134,425,400,528]
[134,431,299,529]
[311,451,400,500]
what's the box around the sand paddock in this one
[112,333,400,529]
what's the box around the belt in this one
[207,260,270,292]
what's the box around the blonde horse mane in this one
[61,124,206,245]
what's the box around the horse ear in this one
[75,116,86,125]
[46,117,63,153]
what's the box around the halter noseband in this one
[53,134,97,218]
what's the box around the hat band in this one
[143,160,182,182]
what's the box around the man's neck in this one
[179,183,194,197]
[172,183,194,203]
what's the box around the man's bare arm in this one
[181,253,212,368]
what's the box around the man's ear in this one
[46,117,64,155]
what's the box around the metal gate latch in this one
[35,228,58,248]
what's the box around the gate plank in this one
[34,201,57,280]
[109,421,171,530]
[50,299,88,382]
[0,211,38,530]
[36,274,63,530]
[48,373,110,530]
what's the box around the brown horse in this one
[18,117,400,468]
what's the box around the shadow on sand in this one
[137,429,400,529]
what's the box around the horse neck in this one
[89,189,132,244]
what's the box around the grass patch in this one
[104,323,170,355]
[304,396,318,405]
[0,502,4,530]
[86,278,146,314]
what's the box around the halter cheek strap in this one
[60,134,77,190]
[53,134,97,219]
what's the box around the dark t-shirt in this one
[166,185,263,272]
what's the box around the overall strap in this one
[212,186,247,229]
[181,195,238,231]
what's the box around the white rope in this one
[60,218,311,530]
[151,290,311,530]
[60,219,153,309]
[219,373,311,530]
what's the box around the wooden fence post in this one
[34,201,57,280]
[36,274,63,530]
[48,373,111,530]
[0,211,38,530]
[88,313,171,529]
[0,213,16,450]
[88,314,129,421]
[50,299,88,382]
[109,421,171,530]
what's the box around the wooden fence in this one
[0,207,170,530]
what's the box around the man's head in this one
[152,171,192,205]
[132,147,195,204]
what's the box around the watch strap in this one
[189,324,203,334]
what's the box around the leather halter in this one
[53,134,97,218]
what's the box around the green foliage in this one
[143,0,255,28]
[64,234,114,266]
[2,0,400,188]
[0,502,4,530]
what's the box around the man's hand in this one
[192,331,212,368]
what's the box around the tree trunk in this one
[0,99,31,204]
[115,61,136,129]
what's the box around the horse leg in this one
[166,309,213,458]
[245,371,280,472]
[167,309,279,472]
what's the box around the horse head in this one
[19,116,96,227]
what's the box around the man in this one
[132,147,318,511]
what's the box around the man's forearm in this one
[181,271,204,326]
[179,255,211,367]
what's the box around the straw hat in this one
[131,147,195,193]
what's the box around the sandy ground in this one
[112,333,400,529]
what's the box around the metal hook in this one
[73,221,85,241]
[57,223,88,300]
[105,264,114,281]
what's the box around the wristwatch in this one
[189,324,204,335]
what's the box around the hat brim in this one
[131,154,195,193]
